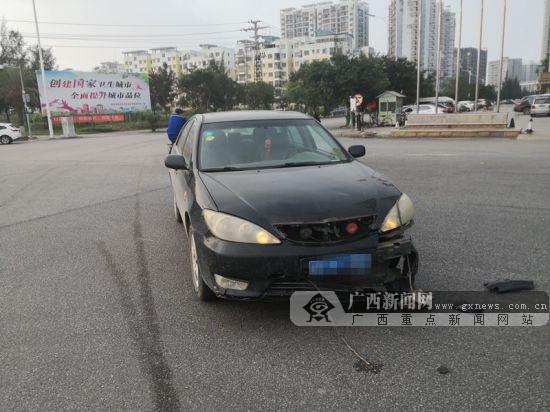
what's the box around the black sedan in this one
[165,111,418,300]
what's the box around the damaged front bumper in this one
[194,231,419,299]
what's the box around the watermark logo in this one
[290,291,549,327]
[303,293,335,322]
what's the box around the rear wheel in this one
[189,231,216,301]
[0,135,12,145]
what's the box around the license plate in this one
[308,254,371,276]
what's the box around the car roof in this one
[199,110,311,124]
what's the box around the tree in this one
[28,45,56,71]
[149,62,177,113]
[286,60,338,116]
[286,54,391,116]
[244,81,275,109]
[383,56,418,102]
[500,77,523,100]
[178,60,241,112]
[0,20,26,66]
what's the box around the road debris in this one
[341,337,383,374]
[483,280,535,294]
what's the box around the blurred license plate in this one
[308,254,371,276]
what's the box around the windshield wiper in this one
[276,161,338,168]
[201,166,245,172]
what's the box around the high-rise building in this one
[453,47,487,85]
[486,57,523,87]
[542,0,550,61]
[280,0,370,49]
[439,5,456,78]
[388,0,455,77]
[522,62,540,82]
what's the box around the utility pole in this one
[496,0,507,113]
[474,0,484,112]
[18,66,32,138]
[242,20,268,82]
[435,0,443,114]
[415,0,423,114]
[32,0,53,137]
[454,0,463,106]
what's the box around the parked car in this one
[165,111,418,300]
[476,99,493,111]
[457,101,474,112]
[438,101,455,113]
[402,104,438,117]
[514,95,537,114]
[329,106,347,117]
[531,96,550,116]
[0,123,22,144]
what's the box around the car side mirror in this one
[165,154,188,170]
[348,145,366,158]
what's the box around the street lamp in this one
[0,64,32,138]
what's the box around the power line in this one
[242,20,268,82]
[4,18,249,28]
[20,28,248,39]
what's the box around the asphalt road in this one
[1,131,549,410]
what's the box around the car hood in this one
[199,161,401,231]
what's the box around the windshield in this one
[198,119,350,171]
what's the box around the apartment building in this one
[439,5,455,78]
[388,0,455,77]
[542,0,550,61]
[280,0,369,50]
[487,58,523,87]
[123,45,233,77]
[93,61,125,74]
[235,33,354,93]
[181,45,235,78]
[453,47,487,85]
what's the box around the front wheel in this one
[174,196,183,224]
[0,135,12,145]
[189,231,217,301]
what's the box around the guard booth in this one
[377,91,405,126]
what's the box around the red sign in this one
[52,114,125,124]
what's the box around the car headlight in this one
[203,210,281,244]
[380,194,415,233]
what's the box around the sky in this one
[1,0,546,71]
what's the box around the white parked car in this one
[457,101,475,112]
[531,96,550,117]
[0,123,22,144]
[402,104,438,117]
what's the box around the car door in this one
[170,118,194,209]
[172,118,201,223]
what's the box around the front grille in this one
[274,215,376,244]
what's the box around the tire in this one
[0,135,12,145]
[189,230,217,301]
[174,196,183,224]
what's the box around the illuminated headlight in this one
[380,194,415,233]
[214,274,249,291]
[203,210,281,244]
